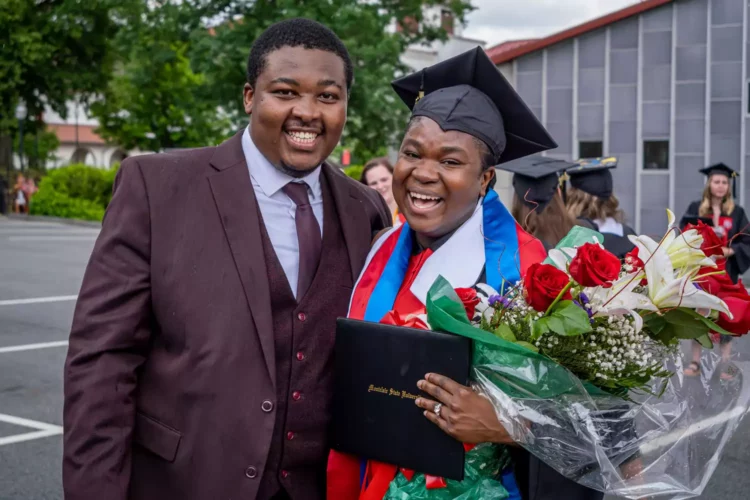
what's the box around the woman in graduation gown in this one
[327,48,598,500]
[499,156,587,251]
[565,159,637,259]
[680,163,750,379]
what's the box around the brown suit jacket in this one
[62,131,391,500]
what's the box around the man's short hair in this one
[247,18,354,93]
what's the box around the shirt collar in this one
[241,126,322,198]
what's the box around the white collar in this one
[410,201,486,304]
[241,126,322,198]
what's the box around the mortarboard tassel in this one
[415,69,425,104]
[559,171,569,203]
[732,171,738,199]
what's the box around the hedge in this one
[343,165,363,182]
[30,163,119,221]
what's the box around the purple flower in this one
[489,295,511,308]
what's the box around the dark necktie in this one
[282,182,322,300]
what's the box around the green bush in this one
[344,164,364,182]
[29,163,119,221]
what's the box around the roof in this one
[48,124,106,145]
[488,0,674,65]
[486,39,538,62]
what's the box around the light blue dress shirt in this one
[241,127,324,299]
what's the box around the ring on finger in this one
[434,402,442,418]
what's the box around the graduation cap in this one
[566,157,618,199]
[391,47,557,165]
[700,163,739,198]
[497,156,576,210]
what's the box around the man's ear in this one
[480,168,496,196]
[243,83,254,115]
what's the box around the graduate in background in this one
[499,156,588,251]
[680,163,750,283]
[565,158,636,259]
[680,163,750,379]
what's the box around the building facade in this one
[489,0,748,237]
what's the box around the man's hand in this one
[414,373,514,445]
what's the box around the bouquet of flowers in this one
[385,211,750,500]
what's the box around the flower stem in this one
[545,282,574,316]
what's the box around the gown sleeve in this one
[727,206,750,283]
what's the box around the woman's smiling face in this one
[393,117,494,247]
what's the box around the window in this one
[579,141,603,158]
[643,140,669,170]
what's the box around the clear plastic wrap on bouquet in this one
[426,279,750,500]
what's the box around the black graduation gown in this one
[680,201,750,283]
[576,218,636,259]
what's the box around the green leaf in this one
[680,308,736,337]
[493,324,517,343]
[644,309,709,343]
[546,316,566,336]
[515,341,539,353]
[548,301,592,336]
[531,319,550,340]
[695,333,714,349]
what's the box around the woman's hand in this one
[414,373,514,445]
[722,246,735,258]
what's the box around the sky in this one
[463,0,641,48]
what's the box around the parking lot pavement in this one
[0,217,97,499]
[2,215,750,499]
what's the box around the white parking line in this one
[0,341,69,354]
[0,295,77,306]
[0,414,63,446]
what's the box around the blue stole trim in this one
[361,191,520,323]
[483,190,521,295]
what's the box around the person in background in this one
[360,158,404,226]
[499,155,581,251]
[23,176,37,207]
[680,163,750,380]
[13,173,27,214]
[0,175,7,214]
[565,158,636,259]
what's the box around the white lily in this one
[630,231,731,315]
[587,272,657,333]
[647,209,716,275]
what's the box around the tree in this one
[90,0,232,151]
[0,0,131,166]
[190,0,475,159]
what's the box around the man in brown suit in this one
[63,18,391,500]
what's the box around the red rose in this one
[684,221,723,258]
[455,287,481,319]
[697,269,741,296]
[568,243,621,288]
[524,263,572,312]
[624,247,648,285]
[717,292,750,337]
[624,247,644,272]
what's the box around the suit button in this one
[297,312,306,322]
[296,351,305,361]
[287,431,295,440]
[281,470,289,479]
[245,466,258,479]
[292,391,302,401]
[261,400,274,412]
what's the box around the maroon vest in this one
[257,177,353,500]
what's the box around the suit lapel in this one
[322,163,371,283]
[208,131,276,388]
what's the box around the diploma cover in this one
[330,318,471,480]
